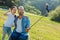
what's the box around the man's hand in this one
[26,28,30,33]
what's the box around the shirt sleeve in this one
[26,17,30,29]
[5,11,11,15]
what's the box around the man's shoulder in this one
[24,16,29,19]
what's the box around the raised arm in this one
[4,11,10,16]
[0,10,10,20]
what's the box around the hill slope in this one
[0,10,60,40]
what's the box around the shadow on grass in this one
[51,19,60,23]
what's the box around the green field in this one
[0,10,60,40]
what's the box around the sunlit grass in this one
[0,10,60,40]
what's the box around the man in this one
[9,6,30,40]
[46,3,49,12]
[2,6,17,40]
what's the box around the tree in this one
[19,0,25,6]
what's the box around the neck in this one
[19,15,23,19]
[11,11,15,15]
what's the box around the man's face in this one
[11,7,17,14]
[18,8,24,16]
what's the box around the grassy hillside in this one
[0,10,60,40]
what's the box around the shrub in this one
[48,6,60,22]
[24,4,41,15]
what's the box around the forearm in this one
[4,10,10,16]
[0,16,6,20]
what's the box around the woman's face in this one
[11,7,17,14]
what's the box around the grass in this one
[0,10,60,40]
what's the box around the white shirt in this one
[4,12,15,27]
[16,18,22,33]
